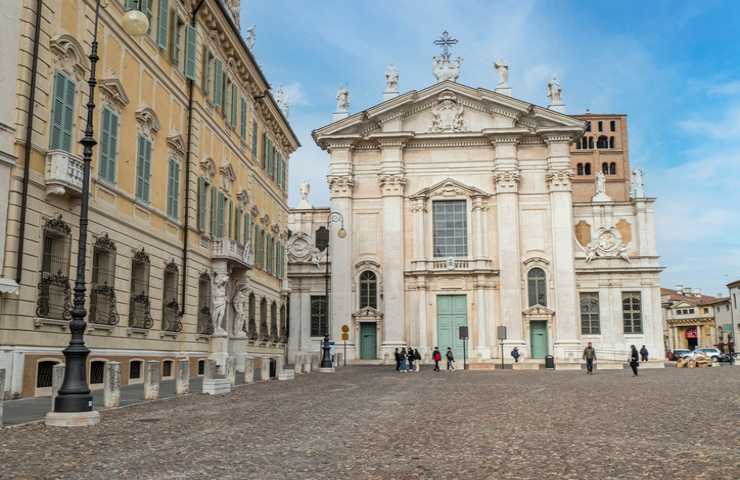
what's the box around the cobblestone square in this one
[1,366,738,479]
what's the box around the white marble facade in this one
[290,80,663,365]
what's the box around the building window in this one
[577,163,584,175]
[585,163,591,175]
[585,121,591,132]
[359,271,378,309]
[248,292,257,340]
[90,361,105,385]
[598,120,603,132]
[527,268,547,307]
[135,135,152,203]
[197,359,205,375]
[99,106,119,183]
[162,360,173,378]
[432,200,468,258]
[90,235,118,325]
[610,120,616,132]
[49,71,75,152]
[609,136,615,149]
[602,162,609,174]
[129,249,153,329]
[162,262,181,332]
[310,295,328,337]
[622,292,643,334]
[588,137,594,149]
[129,360,142,380]
[259,297,269,341]
[596,135,608,149]
[609,162,616,175]
[270,301,278,342]
[251,117,258,157]
[166,158,180,220]
[197,177,208,232]
[170,15,185,69]
[197,273,212,335]
[580,292,600,335]
[36,361,58,388]
[37,216,72,320]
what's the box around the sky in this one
[241,0,740,296]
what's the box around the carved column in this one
[416,276,428,357]
[410,196,427,268]
[545,134,580,359]
[492,135,525,350]
[475,274,490,358]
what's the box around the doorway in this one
[359,323,377,360]
[436,295,468,361]
[530,321,548,359]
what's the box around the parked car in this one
[670,349,691,360]
[715,353,735,363]
[695,347,723,361]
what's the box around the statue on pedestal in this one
[630,169,645,198]
[494,58,509,86]
[547,76,563,105]
[245,25,256,50]
[232,286,248,337]
[211,272,229,336]
[385,64,399,93]
[336,86,350,113]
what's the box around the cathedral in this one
[287,33,663,367]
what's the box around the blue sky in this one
[241,0,740,295]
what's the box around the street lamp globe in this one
[122,9,149,37]
[336,227,347,239]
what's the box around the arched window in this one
[359,271,378,308]
[588,137,594,149]
[609,136,615,149]
[90,234,117,325]
[37,216,72,320]
[602,162,609,174]
[129,249,153,329]
[584,163,592,175]
[527,268,547,307]
[270,301,278,341]
[580,292,600,335]
[90,360,105,385]
[596,135,608,149]
[259,297,268,340]
[577,163,584,176]
[609,162,616,175]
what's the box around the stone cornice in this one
[367,131,415,148]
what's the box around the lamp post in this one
[48,1,148,423]
[316,211,346,368]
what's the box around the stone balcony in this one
[212,239,253,269]
[45,149,84,197]
[409,257,495,273]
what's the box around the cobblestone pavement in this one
[1,366,738,479]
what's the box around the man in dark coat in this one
[639,345,649,362]
[394,348,400,371]
[582,342,597,375]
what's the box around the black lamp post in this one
[54,1,149,415]
[316,211,346,368]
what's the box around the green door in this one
[359,323,377,360]
[436,295,468,360]
[530,321,548,359]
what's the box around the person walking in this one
[414,348,422,372]
[432,347,442,372]
[446,347,456,372]
[394,348,401,371]
[629,345,640,376]
[407,346,416,372]
[400,347,408,373]
[640,345,649,362]
[511,347,521,363]
[582,342,597,375]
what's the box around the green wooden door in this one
[437,295,467,360]
[530,321,548,359]
[359,323,377,360]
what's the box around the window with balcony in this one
[580,292,600,335]
[162,261,181,333]
[49,71,76,152]
[310,296,328,337]
[36,216,72,320]
[197,273,212,335]
[359,271,378,309]
[433,200,468,258]
[622,292,643,334]
[527,268,547,307]
[129,249,153,329]
[90,234,118,325]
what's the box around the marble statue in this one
[630,169,645,198]
[232,286,248,337]
[211,272,229,336]
[547,76,562,105]
[275,85,288,117]
[429,92,465,133]
[494,58,509,86]
[336,86,350,113]
[595,171,606,195]
[299,180,310,200]
[433,56,462,82]
[385,65,399,92]
[242,241,251,265]
[245,25,256,50]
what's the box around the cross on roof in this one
[434,30,458,61]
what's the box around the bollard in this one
[176,358,190,395]
[51,363,65,412]
[225,357,237,385]
[275,357,284,379]
[0,368,5,427]
[204,359,218,380]
[336,353,343,368]
[259,358,270,382]
[243,358,255,384]
[304,356,312,373]
[103,361,121,408]
[310,353,320,370]
[144,361,160,400]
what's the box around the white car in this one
[688,348,722,361]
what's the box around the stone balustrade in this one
[211,238,253,269]
[411,258,494,272]
[45,150,84,197]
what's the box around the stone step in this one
[202,378,232,395]
[468,363,497,370]
[512,362,541,370]
[278,369,295,381]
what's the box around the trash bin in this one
[545,355,555,369]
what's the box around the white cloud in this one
[707,80,740,96]
[678,103,740,140]
[281,82,308,106]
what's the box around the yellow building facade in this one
[0,0,298,398]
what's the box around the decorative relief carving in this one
[135,106,160,137]
[327,175,354,196]
[494,170,520,193]
[543,133,574,145]
[50,34,89,79]
[428,92,465,133]
[236,190,249,206]
[490,134,520,145]
[583,226,630,263]
[546,169,572,191]
[377,174,407,195]
[200,158,216,179]
[287,232,323,267]
[219,163,236,191]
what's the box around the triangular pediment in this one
[313,80,584,146]
[523,305,555,317]
[410,177,490,199]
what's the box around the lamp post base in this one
[45,410,100,427]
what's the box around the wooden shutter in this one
[251,120,258,156]
[99,107,111,180]
[235,208,241,243]
[214,59,223,107]
[197,177,206,231]
[217,192,225,239]
[142,138,151,203]
[209,187,217,235]
[157,0,169,49]
[262,132,268,168]
[167,159,175,216]
[184,24,197,80]
[240,97,247,139]
[230,84,237,127]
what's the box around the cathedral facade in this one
[288,51,663,367]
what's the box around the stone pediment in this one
[410,177,490,200]
[313,80,584,147]
[352,306,384,319]
[523,305,555,317]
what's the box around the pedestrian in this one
[414,348,422,372]
[582,342,596,375]
[446,347,455,372]
[432,347,442,372]
[407,346,415,372]
[640,345,649,362]
[511,347,520,363]
[394,348,400,371]
[400,347,408,373]
[629,345,640,376]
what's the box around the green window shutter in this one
[276,153,282,187]
[171,17,180,65]
[230,85,237,127]
[99,107,111,180]
[235,208,241,243]
[244,214,251,245]
[262,132,268,167]
[217,192,225,239]
[50,72,75,151]
[209,187,217,236]
[166,159,175,216]
[227,198,233,239]
[173,161,179,219]
[184,24,197,80]
[135,136,145,201]
[281,157,286,190]
[240,97,247,139]
[157,0,169,49]
[251,120,258,156]
[142,138,151,203]
[167,158,179,219]
[214,59,223,106]
[197,177,206,230]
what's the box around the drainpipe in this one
[15,0,43,284]
[180,0,206,315]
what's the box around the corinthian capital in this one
[378,174,407,196]
[327,175,354,197]
[546,168,573,191]
[493,170,520,193]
